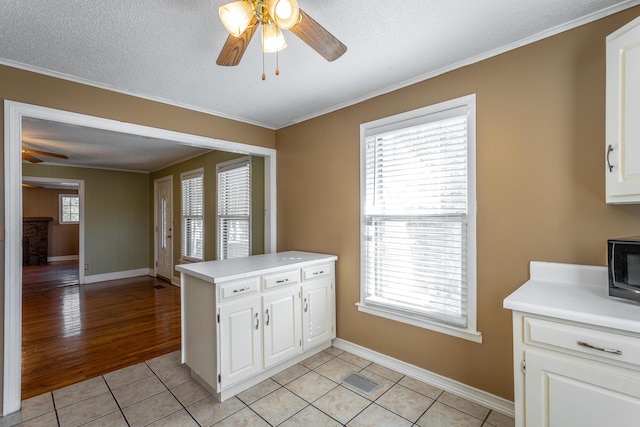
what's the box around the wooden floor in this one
[21,262,181,400]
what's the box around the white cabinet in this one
[504,261,640,427]
[302,277,334,350]
[262,286,302,367]
[177,251,337,402]
[525,348,640,427]
[513,312,640,426]
[606,16,640,203]
[219,295,262,388]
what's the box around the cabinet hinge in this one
[155,261,158,267]
[299,339,302,347]
[217,314,220,323]
[218,374,221,383]
[521,360,526,375]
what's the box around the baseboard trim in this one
[332,338,515,417]
[47,255,79,262]
[171,276,181,287]
[84,268,151,284]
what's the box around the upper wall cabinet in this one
[606,16,640,203]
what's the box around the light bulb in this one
[265,0,299,29]
[262,21,286,52]
[219,1,254,37]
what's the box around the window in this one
[181,169,204,261]
[59,194,79,224]
[358,94,480,342]
[217,157,251,260]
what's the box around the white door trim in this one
[3,100,277,415]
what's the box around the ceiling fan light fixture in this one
[261,21,286,53]
[219,1,254,37]
[265,0,300,29]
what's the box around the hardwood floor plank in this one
[22,265,180,399]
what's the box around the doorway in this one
[3,100,277,415]
[21,176,85,289]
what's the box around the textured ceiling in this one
[3,0,640,173]
[3,0,639,130]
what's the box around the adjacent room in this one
[2,1,640,426]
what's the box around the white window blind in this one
[59,194,79,224]
[217,158,251,260]
[360,95,478,340]
[181,169,204,261]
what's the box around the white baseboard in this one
[332,338,515,418]
[84,268,151,284]
[47,255,79,262]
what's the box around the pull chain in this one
[261,43,266,80]
[261,24,266,80]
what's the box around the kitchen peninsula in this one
[176,251,337,401]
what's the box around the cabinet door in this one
[606,16,640,203]
[302,279,334,350]
[263,287,301,368]
[219,295,262,389]
[525,349,640,427]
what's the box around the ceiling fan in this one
[216,0,347,79]
[21,148,69,164]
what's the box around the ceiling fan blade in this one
[22,183,44,189]
[22,148,68,160]
[216,21,259,66]
[290,9,347,62]
[22,152,43,163]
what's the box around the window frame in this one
[216,156,252,260]
[357,94,481,343]
[181,168,205,262]
[59,194,80,224]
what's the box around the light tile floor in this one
[3,347,515,427]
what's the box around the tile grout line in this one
[101,373,131,427]
[143,359,203,426]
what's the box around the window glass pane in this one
[60,194,79,224]
[361,98,474,332]
[181,170,204,260]
[217,159,251,260]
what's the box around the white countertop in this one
[503,261,640,334]
[176,251,337,283]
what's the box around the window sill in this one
[356,302,482,344]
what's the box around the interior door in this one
[155,176,173,281]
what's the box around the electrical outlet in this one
[84,264,89,270]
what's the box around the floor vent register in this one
[341,372,380,395]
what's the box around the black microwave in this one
[608,237,640,303]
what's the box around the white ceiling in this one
[3,0,640,171]
[21,117,211,173]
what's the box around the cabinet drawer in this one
[524,317,640,367]
[262,270,299,290]
[219,278,258,301]
[302,264,331,281]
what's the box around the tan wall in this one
[22,187,79,257]
[276,7,640,400]
[0,64,275,408]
